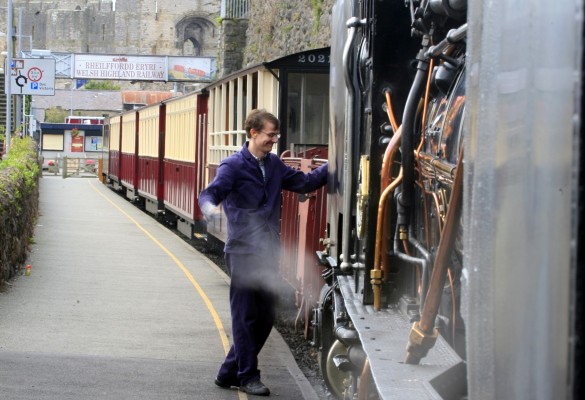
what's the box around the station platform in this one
[0,175,321,400]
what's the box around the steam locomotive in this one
[102,0,583,398]
[315,0,584,399]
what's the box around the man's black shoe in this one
[239,379,270,396]
[214,376,239,388]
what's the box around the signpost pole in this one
[15,6,22,133]
[5,0,13,153]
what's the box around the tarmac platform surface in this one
[0,175,321,400]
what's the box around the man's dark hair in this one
[244,109,280,138]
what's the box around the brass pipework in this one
[399,225,408,240]
[370,269,383,311]
[404,321,439,364]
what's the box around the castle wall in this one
[1,1,336,84]
[2,1,220,58]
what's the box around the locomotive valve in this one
[404,321,438,364]
[370,269,383,311]
[399,225,408,240]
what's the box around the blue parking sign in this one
[31,82,39,90]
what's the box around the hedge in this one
[0,137,40,283]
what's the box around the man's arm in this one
[199,162,236,219]
[282,162,328,194]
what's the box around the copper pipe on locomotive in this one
[386,33,434,315]
[414,57,436,254]
[373,169,403,310]
[376,56,435,308]
[378,129,401,252]
[381,90,400,189]
[374,80,433,309]
[371,91,403,310]
[405,146,464,364]
[387,14,467,360]
[397,22,467,226]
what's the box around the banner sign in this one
[168,57,215,82]
[72,54,216,83]
[74,55,167,80]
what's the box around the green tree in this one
[83,80,121,90]
[44,108,70,123]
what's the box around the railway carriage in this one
[203,61,281,245]
[104,49,333,331]
[119,110,139,198]
[203,49,331,327]
[107,115,122,188]
[162,91,208,238]
[204,48,331,251]
[101,122,110,179]
[136,103,165,215]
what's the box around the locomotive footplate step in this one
[337,276,465,400]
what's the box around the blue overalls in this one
[199,142,328,385]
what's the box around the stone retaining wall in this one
[244,0,335,65]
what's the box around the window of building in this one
[42,134,64,151]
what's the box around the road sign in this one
[9,58,56,96]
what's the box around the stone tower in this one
[1,1,219,57]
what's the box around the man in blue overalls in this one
[199,109,328,396]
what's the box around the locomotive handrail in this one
[343,17,365,91]
[340,16,366,272]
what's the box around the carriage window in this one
[286,73,329,147]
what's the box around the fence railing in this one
[46,157,98,178]
[220,0,250,19]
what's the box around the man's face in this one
[251,121,280,155]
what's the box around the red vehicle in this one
[136,103,165,215]
[161,91,208,237]
[106,110,141,200]
[65,116,105,125]
[105,91,208,236]
[119,110,138,199]
[106,115,122,189]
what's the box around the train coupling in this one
[404,321,439,364]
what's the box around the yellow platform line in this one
[91,182,248,399]
[89,181,230,353]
